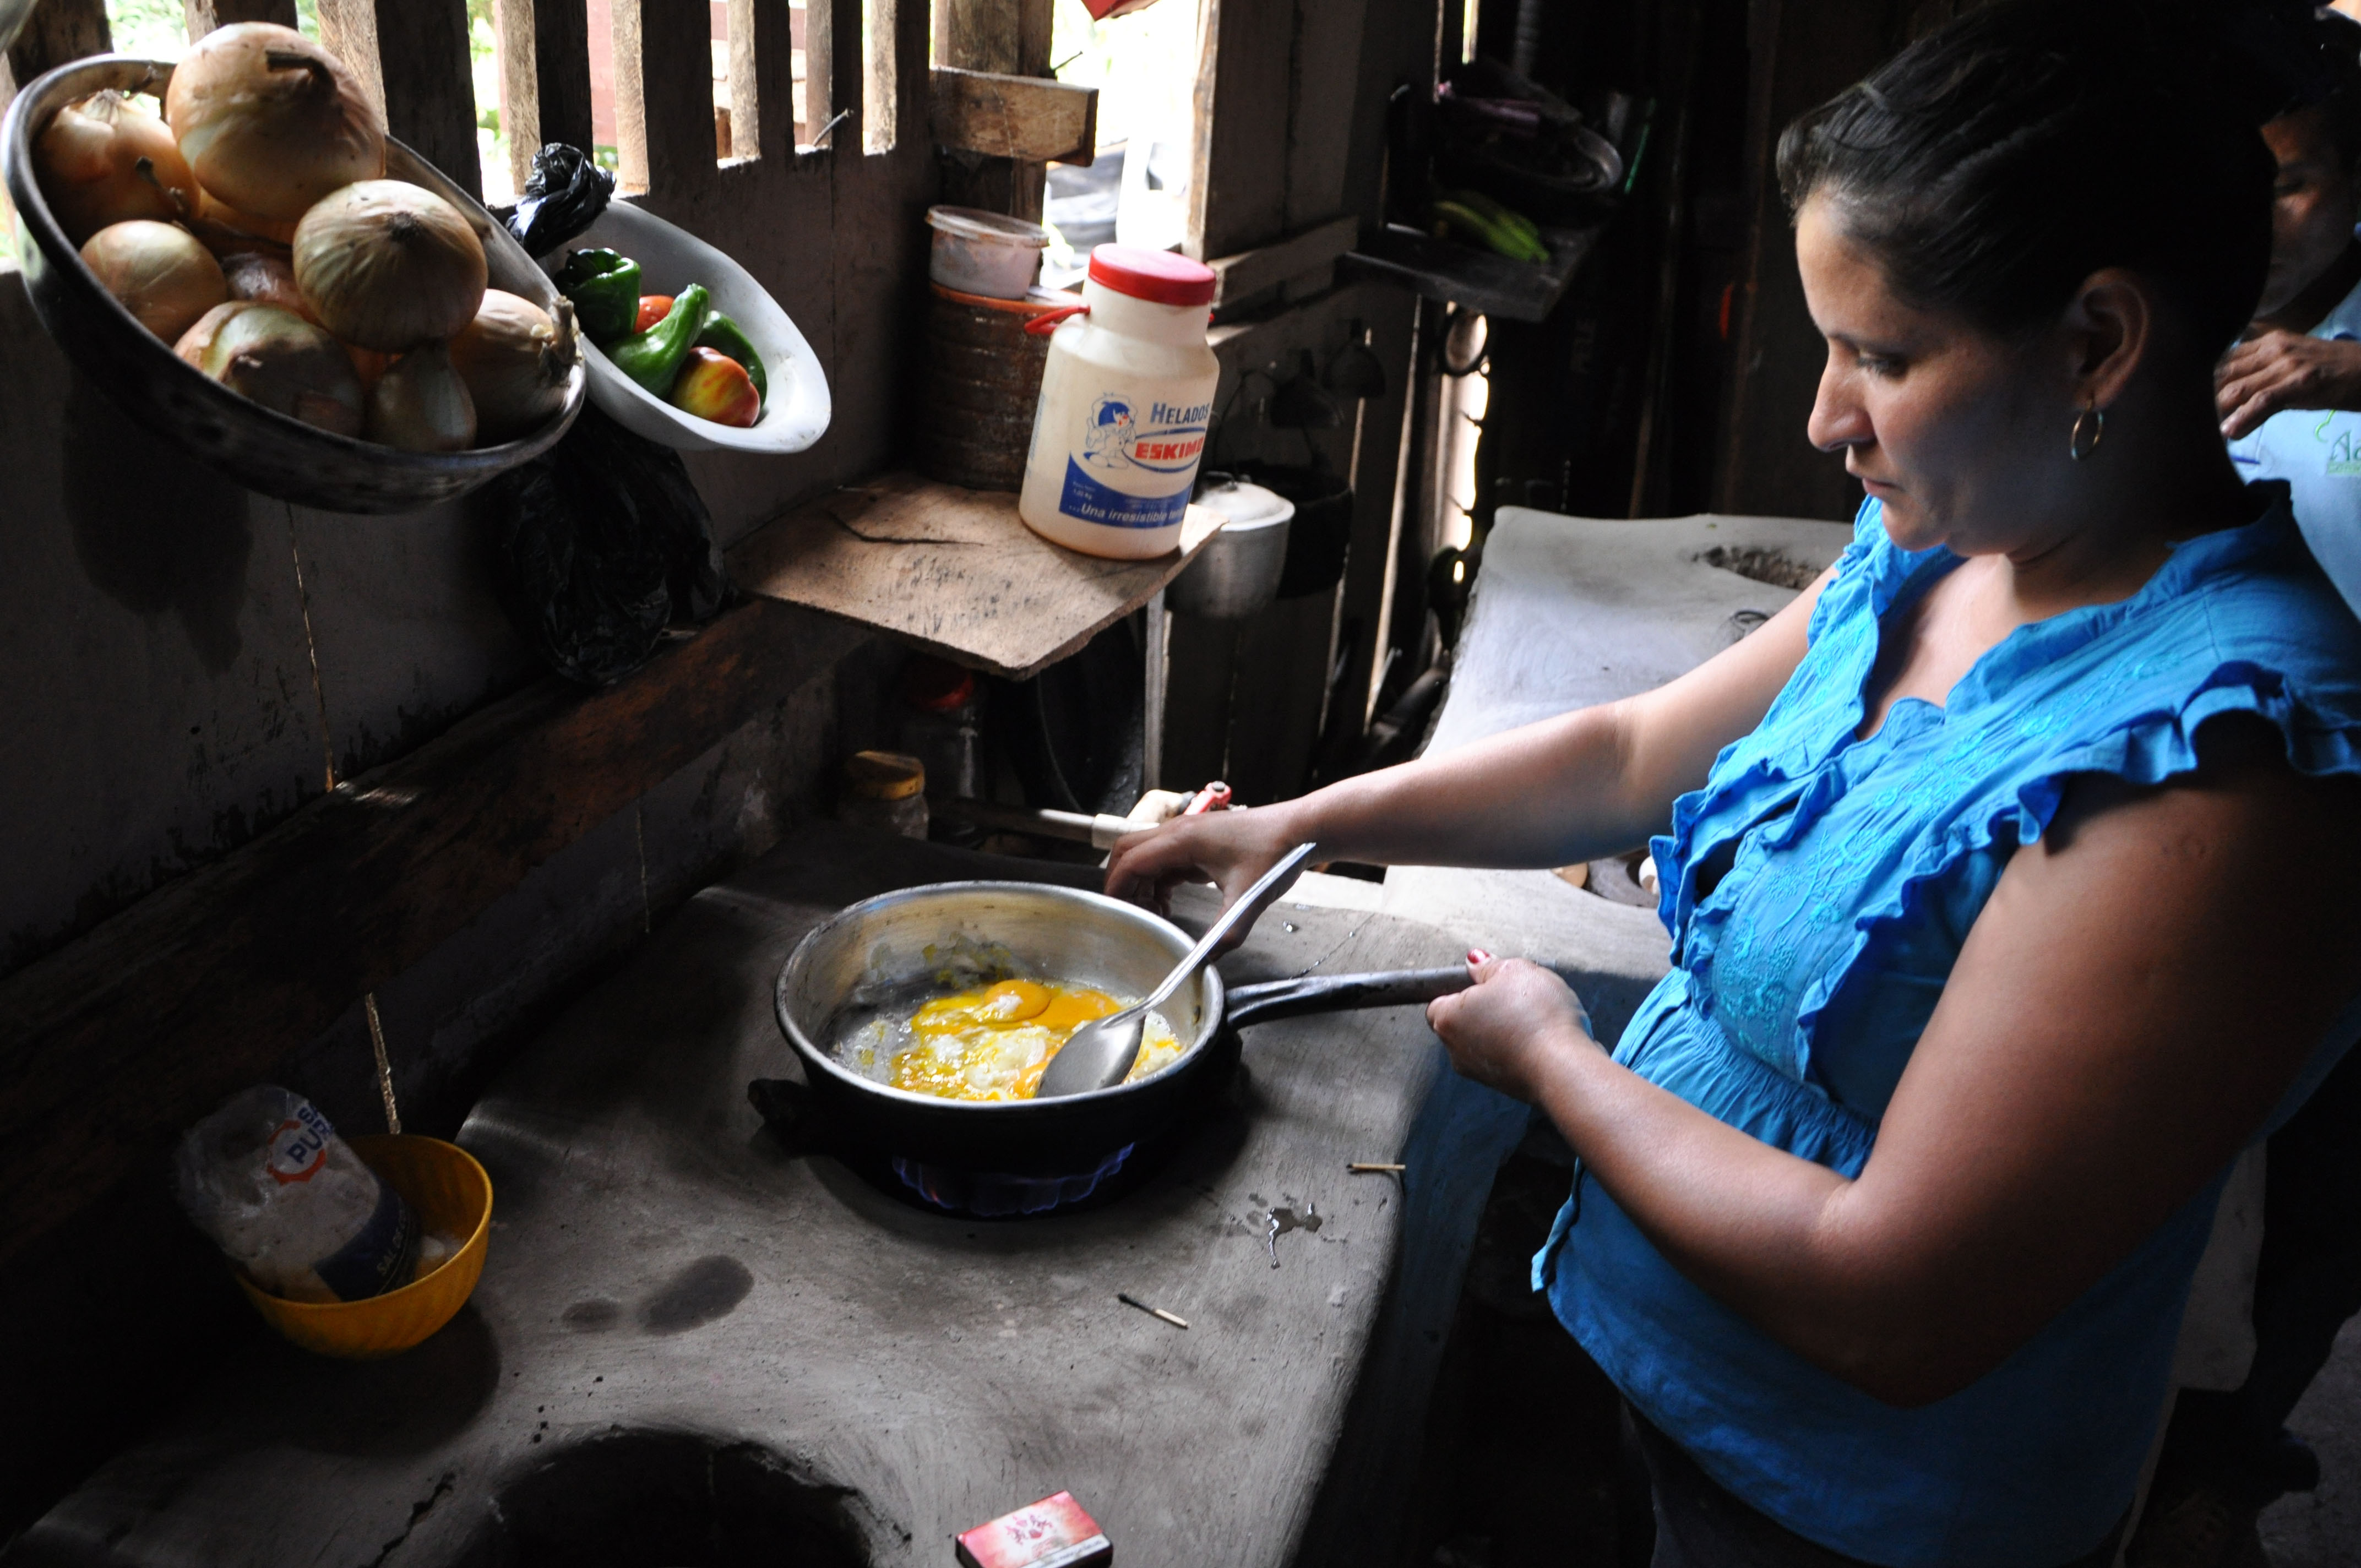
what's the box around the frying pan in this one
[760,881,1491,1200]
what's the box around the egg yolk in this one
[888,979,1183,1101]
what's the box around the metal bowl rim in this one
[0,56,586,492]
[773,879,1227,1113]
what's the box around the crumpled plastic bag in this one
[477,406,729,686]
[504,143,615,260]
[174,1086,422,1303]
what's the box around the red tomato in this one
[667,347,760,427]
[634,294,674,333]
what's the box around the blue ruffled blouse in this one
[1534,492,2361,1567]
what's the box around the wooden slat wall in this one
[494,0,595,189]
[181,0,298,35]
[314,0,483,198]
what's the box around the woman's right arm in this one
[1105,563,1838,913]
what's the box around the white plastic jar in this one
[1018,246,1221,559]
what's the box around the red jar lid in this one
[1087,244,1218,307]
[900,655,977,712]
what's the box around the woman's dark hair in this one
[1777,0,2278,354]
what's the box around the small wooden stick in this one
[1348,1162,1406,1173]
[1118,1292,1189,1329]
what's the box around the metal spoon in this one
[1035,841,1320,1099]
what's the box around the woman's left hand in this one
[1425,951,1601,1103]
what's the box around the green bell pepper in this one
[608,283,710,398]
[557,248,643,344]
[693,308,767,406]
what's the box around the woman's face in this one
[2257,105,2359,319]
[1797,196,2080,558]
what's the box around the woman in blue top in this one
[1108,2,2361,1564]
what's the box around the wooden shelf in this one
[1343,221,1603,323]
[725,471,1225,680]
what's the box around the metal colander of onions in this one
[30,22,575,452]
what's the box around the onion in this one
[34,90,199,246]
[217,248,309,315]
[81,220,228,343]
[366,342,477,452]
[293,180,486,352]
[174,300,364,437]
[447,291,573,440]
[345,344,391,395]
[166,23,384,222]
[186,185,298,252]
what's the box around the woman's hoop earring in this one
[2069,403,2104,461]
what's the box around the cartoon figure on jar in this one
[1082,395,1135,470]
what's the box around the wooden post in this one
[931,0,1052,220]
[726,0,759,159]
[5,0,108,88]
[1188,0,1294,260]
[179,0,297,37]
[315,0,484,199]
[494,0,596,193]
[803,0,833,146]
[610,0,714,198]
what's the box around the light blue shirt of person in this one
[2230,257,2361,618]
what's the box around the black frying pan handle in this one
[1225,966,1473,1029]
[1224,961,1587,1030]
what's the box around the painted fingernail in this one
[1468,948,1494,965]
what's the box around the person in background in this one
[2129,17,2361,1566]
[2219,11,2361,607]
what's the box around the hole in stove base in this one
[466,1430,869,1567]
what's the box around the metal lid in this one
[1195,479,1296,531]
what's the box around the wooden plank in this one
[316,0,482,198]
[929,64,1095,165]
[644,0,716,188]
[932,0,1053,220]
[1188,0,1294,260]
[0,596,866,1270]
[180,0,297,37]
[5,0,106,85]
[1284,0,1363,233]
[494,0,597,193]
[727,471,1227,679]
[1208,213,1358,307]
[801,0,833,144]
[726,0,759,159]
[609,0,715,195]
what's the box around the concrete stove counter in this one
[7,825,1667,1568]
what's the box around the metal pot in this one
[1166,480,1293,619]
[762,881,1482,1210]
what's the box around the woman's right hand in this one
[1103,804,1316,934]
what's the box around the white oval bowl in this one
[543,198,830,454]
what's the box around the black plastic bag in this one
[504,144,614,260]
[477,407,728,687]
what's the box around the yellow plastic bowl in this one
[234,1134,493,1359]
